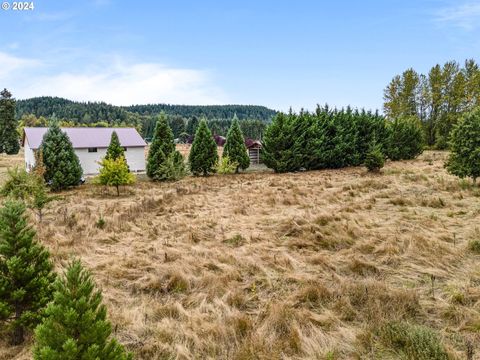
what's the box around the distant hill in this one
[16,97,277,123]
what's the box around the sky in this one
[1,0,480,112]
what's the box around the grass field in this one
[1,150,480,359]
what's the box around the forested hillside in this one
[15,97,276,140]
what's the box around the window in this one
[88,147,98,153]
[123,147,127,152]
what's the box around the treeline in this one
[262,106,424,173]
[16,96,273,140]
[384,58,480,148]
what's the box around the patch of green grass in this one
[376,321,450,360]
[468,240,480,254]
[223,234,246,247]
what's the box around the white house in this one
[22,127,147,175]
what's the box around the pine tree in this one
[33,260,132,359]
[105,131,125,161]
[364,142,385,172]
[189,119,218,176]
[186,115,199,136]
[0,88,20,155]
[147,113,176,180]
[41,124,83,191]
[0,200,55,345]
[445,108,480,184]
[223,116,250,173]
[96,156,135,196]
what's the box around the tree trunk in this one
[10,307,24,345]
[116,185,120,196]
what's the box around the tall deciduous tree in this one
[0,200,55,344]
[189,119,218,176]
[147,113,177,180]
[105,131,125,161]
[41,124,83,191]
[445,108,480,184]
[223,115,250,173]
[0,88,20,155]
[33,260,132,359]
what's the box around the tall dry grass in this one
[1,151,480,359]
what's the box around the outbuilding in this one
[22,127,147,175]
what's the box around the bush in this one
[262,112,296,172]
[377,321,450,360]
[0,167,32,200]
[386,116,424,160]
[216,156,238,175]
[155,150,188,181]
[445,108,480,184]
[468,240,480,254]
[40,124,83,191]
[365,143,385,172]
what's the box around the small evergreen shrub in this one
[223,116,250,172]
[33,260,132,359]
[216,156,238,175]
[365,143,385,172]
[189,119,218,176]
[445,108,480,185]
[147,113,176,180]
[105,131,125,161]
[155,151,188,181]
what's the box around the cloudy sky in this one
[1,0,479,112]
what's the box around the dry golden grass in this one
[1,150,480,359]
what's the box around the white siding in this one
[24,144,146,175]
[24,139,36,171]
[76,147,146,175]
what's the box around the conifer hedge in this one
[262,106,423,173]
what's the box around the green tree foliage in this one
[0,200,55,345]
[216,156,238,175]
[261,112,296,172]
[262,106,389,173]
[385,116,424,161]
[155,151,188,181]
[189,119,218,176]
[147,113,176,180]
[96,156,135,196]
[223,116,250,172]
[33,260,132,359]
[1,167,59,222]
[168,115,186,138]
[41,124,83,191]
[364,143,385,172]
[0,88,20,155]
[384,59,480,148]
[445,108,480,184]
[105,131,125,160]
[186,116,199,136]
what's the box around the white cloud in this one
[0,52,228,105]
[435,1,480,30]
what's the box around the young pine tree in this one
[147,113,176,180]
[364,142,385,172]
[96,156,135,196]
[41,124,83,191]
[0,88,20,155]
[105,131,125,161]
[33,260,132,360]
[0,200,55,345]
[189,119,218,176]
[223,116,250,173]
[445,108,480,184]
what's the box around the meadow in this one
[1,149,480,359]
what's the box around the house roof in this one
[23,127,147,150]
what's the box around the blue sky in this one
[1,0,480,112]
